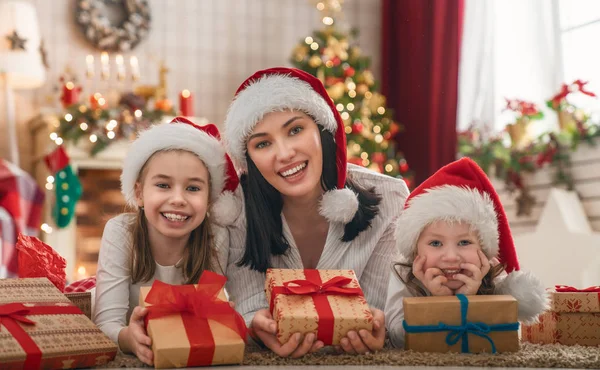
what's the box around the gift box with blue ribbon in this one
[402,294,520,353]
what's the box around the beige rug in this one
[95,342,600,368]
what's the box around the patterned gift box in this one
[0,278,117,369]
[265,269,373,345]
[522,286,600,346]
[403,294,520,353]
[65,292,92,319]
[139,271,246,368]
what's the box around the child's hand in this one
[412,255,453,296]
[250,309,324,358]
[118,306,153,366]
[335,307,385,354]
[454,250,491,295]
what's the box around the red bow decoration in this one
[283,276,363,296]
[143,271,247,367]
[0,303,36,329]
[555,285,600,293]
[549,79,597,109]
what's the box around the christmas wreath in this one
[75,0,151,52]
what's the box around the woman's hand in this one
[250,309,324,358]
[118,306,153,366]
[336,307,385,354]
[412,255,453,296]
[454,250,491,295]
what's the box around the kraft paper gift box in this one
[65,291,92,319]
[403,294,520,353]
[0,277,117,369]
[522,285,600,346]
[139,271,246,368]
[265,268,373,345]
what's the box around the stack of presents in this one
[1,235,598,369]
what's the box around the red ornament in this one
[351,123,364,134]
[89,93,106,110]
[399,162,409,173]
[344,66,355,77]
[332,57,341,66]
[403,178,412,189]
[389,122,400,136]
[371,152,386,164]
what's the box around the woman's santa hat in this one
[395,157,548,323]
[223,67,358,223]
[120,117,241,226]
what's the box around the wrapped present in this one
[65,291,92,319]
[140,271,246,368]
[522,285,600,346]
[0,277,117,369]
[265,269,373,345]
[403,294,520,353]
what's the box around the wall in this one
[0,0,382,173]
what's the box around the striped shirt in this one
[224,164,409,324]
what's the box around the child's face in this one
[135,150,210,243]
[416,220,483,291]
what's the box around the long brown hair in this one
[393,256,506,297]
[128,149,218,285]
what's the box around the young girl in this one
[385,157,549,348]
[93,117,241,365]
[223,67,409,357]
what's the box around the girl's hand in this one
[335,307,385,354]
[250,309,324,358]
[412,255,453,296]
[454,250,491,295]
[118,306,153,366]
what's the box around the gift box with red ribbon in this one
[265,269,373,345]
[522,285,600,346]
[0,278,117,369]
[139,271,247,368]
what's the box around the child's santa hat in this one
[395,157,548,323]
[121,117,241,226]
[223,67,358,224]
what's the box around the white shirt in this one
[93,213,229,344]
[225,164,409,325]
[384,267,421,348]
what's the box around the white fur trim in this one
[495,270,550,323]
[395,185,499,260]
[210,190,242,226]
[121,122,227,208]
[319,188,359,224]
[224,73,337,171]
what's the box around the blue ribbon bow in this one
[402,294,519,353]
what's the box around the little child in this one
[93,117,241,365]
[385,157,549,348]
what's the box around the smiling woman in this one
[222,67,410,358]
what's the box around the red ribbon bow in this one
[269,270,365,345]
[550,79,597,108]
[144,271,247,367]
[0,302,36,328]
[555,285,600,293]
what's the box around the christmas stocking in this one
[44,146,82,228]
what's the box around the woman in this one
[223,67,409,357]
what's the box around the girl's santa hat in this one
[395,157,548,323]
[120,117,241,226]
[223,67,358,224]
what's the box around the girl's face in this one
[135,150,210,243]
[416,220,483,291]
[246,110,324,202]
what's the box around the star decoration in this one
[6,30,27,50]
[39,39,49,69]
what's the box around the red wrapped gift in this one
[522,285,600,346]
[140,271,247,368]
[0,278,117,369]
[265,269,373,345]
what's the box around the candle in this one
[179,89,194,117]
[115,54,126,81]
[85,54,94,79]
[100,51,110,80]
[129,56,140,82]
[61,81,80,108]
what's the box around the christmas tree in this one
[290,2,413,185]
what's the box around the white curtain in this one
[457,0,564,135]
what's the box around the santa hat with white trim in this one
[223,67,358,223]
[120,117,241,226]
[395,157,548,323]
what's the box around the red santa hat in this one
[223,67,358,223]
[120,117,241,226]
[395,157,548,323]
